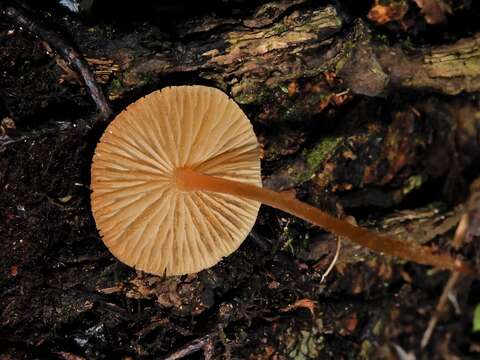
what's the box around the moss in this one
[287,136,341,185]
[107,77,124,100]
[401,36,414,52]
[374,33,389,44]
[267,22,288,36]
[334,34,358,73]
[109,77,122,92]
[473,303,480,332]
[402,175,423,195]
[359,340,372,359]
[233,83,270,105]
[306,136,342,171]
[279,84,289,94]
[281,91,330,122]
[138,71,156,84]
[281,224,296,255]
[300,232,310,249]
[295,6,341,33]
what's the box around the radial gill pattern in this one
[91,86,262,276]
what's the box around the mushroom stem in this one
[176,168,474,275]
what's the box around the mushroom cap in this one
[91,86,261,276]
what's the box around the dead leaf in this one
[367,2,408,25]
[126,276,156,299]
[413,0,452,24]
[323,71,337,85]
[97,285,123,294]
[344,312,358,333]
[9,266,17,277]
[280,298,317,316]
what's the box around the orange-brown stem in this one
[175,168,475,275]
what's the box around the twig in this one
[421,209,473,348]
[420,271,461,348]
[452,212,469,250]
[422,179,480,347]
[163,334,216,360]
[321,236,341,283]
[1,2,112,119]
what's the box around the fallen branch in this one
[321,235,341,283]
[1,2,112,119]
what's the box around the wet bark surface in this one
[1,0,480,359]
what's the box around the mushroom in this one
[91,85,474,276]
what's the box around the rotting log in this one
[85,5,480,109]
[3,1,480,122]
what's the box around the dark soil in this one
[1,1,480,359]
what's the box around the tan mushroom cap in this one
[91,85,262,276]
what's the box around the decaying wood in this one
[378,34,480,95]
[1,1,480,358]
[83,4,480,108]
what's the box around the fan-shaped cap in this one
[91,86,261,276]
